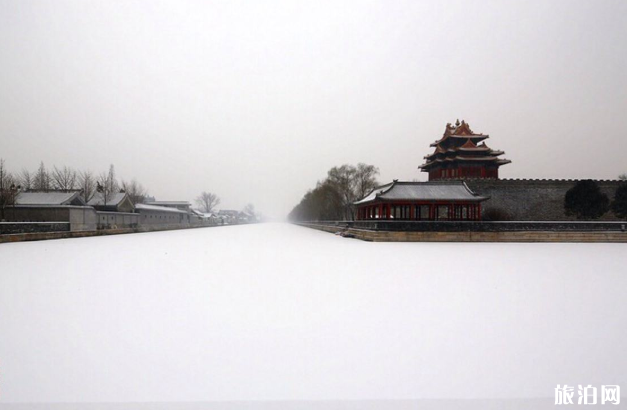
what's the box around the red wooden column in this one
[477,203,482,221]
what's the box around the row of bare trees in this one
[194,192,259,221]
[0,159,149,217]
[288,163,379,221]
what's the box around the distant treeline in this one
[288,163,379,222]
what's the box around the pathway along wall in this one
[466,179,624,221]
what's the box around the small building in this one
[8,190,96,231]
[87,192,135,213]
[217,209,239,224]
[189,209,207,225]
[203,213,220,224]
[135,203,190,226]
[419,120,511,180]
[354,180,488,221]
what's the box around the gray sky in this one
[1,0,626,218]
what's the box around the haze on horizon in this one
[1,0,626,219]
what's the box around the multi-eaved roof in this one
[419,120,511,174]
[353,180,488,205]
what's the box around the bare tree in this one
[327,165,356,219]
[243,203,255,215]
[19,169,33,190]
[0,159,20,220]
[121,179,148,204]
[196,192,220,213]
[619,173,627,181]
[97,165,119,206]
[243,203,257,222]
[51,166,77,191]
[326,163,379,220]
[78,170,97,202]
[105,164,119,194]
[354,163,380,200]
[32,161,51,191]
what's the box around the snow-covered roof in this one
[15,191,85,206]
[218,210,239,216]
[135,203,188,214]
[87,192,128,207]
[146,201,191,206]
[354,181,488,205]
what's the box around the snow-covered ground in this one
[0,223,626,409]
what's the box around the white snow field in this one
[0,223,626,410]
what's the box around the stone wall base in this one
[299,223,627,243]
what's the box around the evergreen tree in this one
[611,183,627,220]
[564,180,609,219]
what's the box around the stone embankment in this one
[0,223,235,244]
[297,221,627,243]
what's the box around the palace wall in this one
[466,179,624,221]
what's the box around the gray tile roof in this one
[15,191,84,206]
[87,192,128,207]
[354,181,487,205]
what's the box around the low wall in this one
[0,222,70,235]
[5,206,98,231]
[96,211,140,229]
[0,222,233,244]
[297,221,627,243]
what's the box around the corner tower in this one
[419,120,511,180]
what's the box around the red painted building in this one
[419,120,511,180]
[354,181,488,221]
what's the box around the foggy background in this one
[1,0,626,218]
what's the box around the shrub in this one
[564,180,609,219]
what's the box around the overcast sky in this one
[1,0,626,218]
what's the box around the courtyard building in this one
[354,180,488,221]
